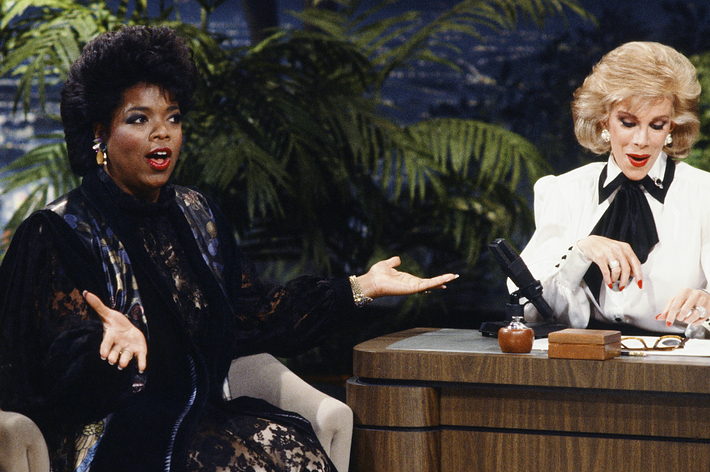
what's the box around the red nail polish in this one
[608,283,613,289]
[638,280,643,289]
[667,321,672,327]
[620,285,625,292]
[655,314,661,319]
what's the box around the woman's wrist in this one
[349,275,373,308]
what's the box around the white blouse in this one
[512,153,710,337]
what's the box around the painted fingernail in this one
[638,280,643,289]
[667,321,672,327]
[620,285,625,292]
[608,283,613,289]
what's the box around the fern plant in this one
[179,0,589,278]
[0,0,227,250]
[0,0,590,283]
[687,51,710,171]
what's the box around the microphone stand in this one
[480,239,567,338]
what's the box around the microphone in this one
[489,238,555,322]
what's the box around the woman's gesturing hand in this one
[657,288,710,327]
[84,291,148,373]
[356,256,459,299]
[577,236,643,291]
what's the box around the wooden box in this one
[547,329,621,360]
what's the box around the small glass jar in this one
[498,316,534,353]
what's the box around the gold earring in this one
[96,146,105,166]
[93,138,107,166]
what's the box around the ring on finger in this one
[696,306,708,319]
[119,349,134,358]
[682,307,695,320]
[608,260,621,270]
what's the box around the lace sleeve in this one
[0,212,135,426]
[229,251,355,358]
[201,195,356,358]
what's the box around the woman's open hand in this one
[657,288,710,328]
[577,235,643,291]
[356,256,458,299]
[84,291,147,373]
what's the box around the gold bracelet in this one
[349,275,373,308]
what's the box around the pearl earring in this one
[665,134,673,146]
[601,129,610,143]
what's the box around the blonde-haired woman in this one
[512,41,710,337]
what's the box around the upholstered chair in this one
[1,353,353,472]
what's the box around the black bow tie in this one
[598,160,675,204]
[583,159,675,301]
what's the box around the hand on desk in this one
[657,288,710,327]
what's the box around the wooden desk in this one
[346,328,710,472]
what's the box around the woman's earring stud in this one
[665,134,673,146]
[601,129,610,143]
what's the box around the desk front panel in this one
[441,384,710,439]
[441,430,710,472]
[348,329,710,472]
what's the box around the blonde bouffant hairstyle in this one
[572,41,701,159]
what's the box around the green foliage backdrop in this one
[0,0,595,373]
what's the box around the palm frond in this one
[381,118,549,263]
[293,0,593,89]
[1,0,591,275]
[388,119,549,200]
[0,138,78,255]
[0,2,118,113]
[688,52,710,171]
[0,1,214,115]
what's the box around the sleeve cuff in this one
[333,276,359,314]
[555,244,593,290]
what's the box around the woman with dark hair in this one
[511,42,710,338]
[0,26,457,472]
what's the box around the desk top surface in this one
[353,328,710,394]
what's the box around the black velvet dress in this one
[0,169,353,472]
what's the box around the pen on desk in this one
[621,351,648,357]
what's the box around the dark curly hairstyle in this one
[60,25,199,176]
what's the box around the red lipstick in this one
[146,148,172,171]
[627,154,650,168]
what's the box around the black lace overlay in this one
[0,169,353,471]
[128,201,335,472]
[0,212,135,470]
[137,210,209,336]
[187,400,334,472]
